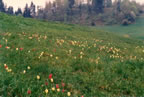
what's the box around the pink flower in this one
[56,84,59,89]
[49,74,52,79]
[4,65,8,69]
[5,46,9,49]
[53,48,56,52]
[27,90,31,94]
[0,45,2,48]
[62,89,65,93]
[62,82,65,87]
[45,82,48,86]
[20,48,23,51]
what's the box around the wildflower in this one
[5,39,8,43]
[53,48,56,52]
[67,92,71,96]
[45,89,48,94]
[16,48,19,50]
[8,69,12,72]
[56,84,59,89]
[44,35,47,39]
[29,37,33,39]
[20,48,23,51]
[27,66,31,70]
[0,45,2,48]
[37,75,40,80]
[27,90,31,94]
[49,74,52,79]
[94,44,96,47]
[50,54,53,57]
[40,52,44,56]
[23,70,26,74]
[57,88,60,92]
[4,65,8,69]
[5,46,10,49]
[52,87,55,91]
[80,56,83,59]
[56,56,59,60]
[62,89,65,93]
[74,56,77,59]
[51,78,54,83]
[80,51,83,55]
[45,82,48,86]
[69,50,72,54]
[62,83,65,87]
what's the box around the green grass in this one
[95,16,144,40]
[0,13,144,97]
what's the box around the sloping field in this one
[0,13,144,96]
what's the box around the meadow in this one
[95,15,144,40]
[0,13,144,96]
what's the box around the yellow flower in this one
[52,87,55,91]
[37,75,40,80]
[67,92,71,96]
[16,48,19,50]
[4,64,7,66]
[51,78,54,82]
[50,54,53,57]
[57,88,60,92]
[69,50,72,54]
[74,56,77,59]
[80,52,83,55]
[80,56,83,59]
[56,56,59,60]
[45,89,48,94]
[40,52,44,56]
[27,66,31,70]
[5,39,8,43]
[7,69,12,72]
[23,70,26,74]
[29,37,33,39]
[6,67,9,70]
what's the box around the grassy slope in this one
[95,16,144,40]
[0,13,144,96]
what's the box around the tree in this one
[92,0,104,13]
[0,0,5,12]
[23,4,31,17]
[117,0,121,12]
[68,0,75,9]
[105,0,112,7]
[15,8,22,16]
[67,0,75,20]
[87,0,92,14]
[6,6,14,15]
[79,2,82,17]
[51,1,56,14]
[37,6,44,19]
[30,2,36,17]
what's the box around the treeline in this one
[1,0,144,25]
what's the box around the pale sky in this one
[3,0,144,11]
[4,0,54,11]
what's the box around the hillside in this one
[95,15,144,40]
[0,13,144,96]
